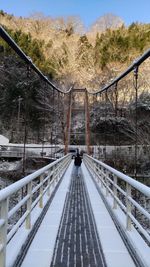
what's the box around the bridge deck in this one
[19,161,136,267]
[50,171,105,267]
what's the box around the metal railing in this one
[0,154,71,267]
[84,154,150,245]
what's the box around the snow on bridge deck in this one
[15,160,136,267]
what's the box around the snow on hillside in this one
[0,135,9,145]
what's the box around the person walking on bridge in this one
[74,153,82,177]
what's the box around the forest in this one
[0,10,150,148]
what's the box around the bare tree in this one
[90,13,124,33]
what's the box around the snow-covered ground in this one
[0,160,21,190]
[0,161,19,191]
[0,134,9,144]
[0,160,20,172]
[0,176,12,189]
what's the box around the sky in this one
[0,0,150,29]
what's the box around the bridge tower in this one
[65,88,91,154]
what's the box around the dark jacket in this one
[74,154,82,166]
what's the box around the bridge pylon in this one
[64,88,91,154]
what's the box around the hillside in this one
[0,11,150,89]
[0,11,150,146]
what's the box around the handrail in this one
[0,154,71,267]
[87,48,150,95]
[0,154,69,202]
[85,155,150,197]
[84,154,150,245]
[0,26,73,94]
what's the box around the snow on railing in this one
[84,154,150,244]
[0,154,71,267]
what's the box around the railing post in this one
[99,168,102,186]
[39,175,44,208]
[105,170,109,197]
[0,199,8,267]
[126,183,132,230]
[96,163,100,182]
[62,160,65,175]
[57,164,60,181]
[113,175,118,209]
[47,171,51,197]
[26,181,32,229]
[59,162,62,178]
[92,161,95,174]
[92,161,95,178]
[97,166,101,184]
[100,168,104,188]
[55,164,58,183]
[51,165,55,189]
[94,163,98,181]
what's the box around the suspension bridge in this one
[0,26,150,267]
